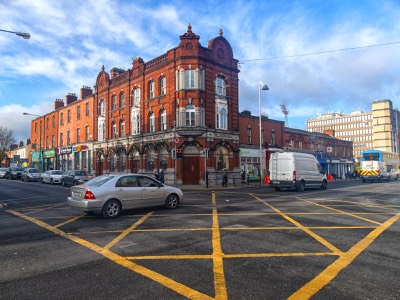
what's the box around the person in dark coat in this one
[221,168,228,187]
[159,169,165,184]
[154,169,160,181]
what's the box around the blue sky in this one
[1,0,399,142]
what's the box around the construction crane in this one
[280,104,289,127]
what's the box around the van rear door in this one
[274,156,293,182]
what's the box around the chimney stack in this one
[80,85,93,100]
[54,99,64,110]
[66,93,77,105]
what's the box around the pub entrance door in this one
[182,156,199,184]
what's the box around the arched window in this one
[99,99,105,116]
[149,81,155,98]
[159,148,168,170]
[133,88,140,107]
[146,149,155,171]
[132,111,140,134]
[185,104,195,127]
[159,76,166,95]
[149,112,155,132]
[215,76,226,95]
[120,92,125,108]
[112,95,117,110]
[160,109,167,130]
[215,147,229,171]
[217,107,227,130]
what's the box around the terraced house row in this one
[27,24,353,185]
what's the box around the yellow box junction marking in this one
[289,212,400,299]
[7,210,213,300]
[212,192,228,300]
[251,194,344,256]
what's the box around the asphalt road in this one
[0,178,399,299]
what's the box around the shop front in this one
[42,149,56,171]
[239,148,264,182]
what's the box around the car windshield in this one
[51,170,63,175]
[13,167,24,171]
[0,168,7,171]
[75,171,87,176]
[29,169,39,173]
[83,175,114,187]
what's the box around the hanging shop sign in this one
[60,147,72,154]
[72,145,88,152]
[43,149,55,158]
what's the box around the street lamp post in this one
[259,81,269,185]
[23,112,43,172]
[0,29,30,39]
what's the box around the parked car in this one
[67,174,183,218]
[5,167,24,180]
[41,170,64,184]
[0,167,8,178]
[62,170,90,186]
[21,168,42,182]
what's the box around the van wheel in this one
[274,187,281,192]
[296,181,305,192]
[102,199,121,218]
[321,180,327,190]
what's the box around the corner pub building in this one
[28,24,242,185]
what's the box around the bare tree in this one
[0,126,16,167]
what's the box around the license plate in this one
[73,192,82,197]
[273,181,280,184]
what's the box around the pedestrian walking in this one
[221,168,228,187]
[159,169,165,184]
[154,169,160,181]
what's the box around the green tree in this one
[0,126,16,167]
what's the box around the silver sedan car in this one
[41,170,64,184]
[67,174,183,218]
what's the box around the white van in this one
[269,152,327,192]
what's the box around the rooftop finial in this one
[188,23,192,33]
[101,65,105,71]
[219,28,223,36]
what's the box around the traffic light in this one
[204,148,210,159]
[176,149,183,158]
[171,149,176,159]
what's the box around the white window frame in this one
[185,104,195,126]
[120,120,125,137]
[160,77,166,95]
[120,92,125,108]
[149,112,155,132]
[185,70,195,88]
[133,88,140,107]
[149,81,155,99]
[160,110,167,130]
[217,107,228,130]
[215,76,226,95]
[112,95,117,110]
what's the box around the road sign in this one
[174,137,179,144]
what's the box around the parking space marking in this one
[103,211,154,250]
[251,194,344,255]
[212,192,228,300]
[7,209,214,300]
[297,198,382,225]
[289,212,400,299]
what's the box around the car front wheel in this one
[102,199,121,218]
[165,194,179,209]
[321,180,327,190]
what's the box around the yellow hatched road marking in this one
[54,214,85,228]
[289,212,400,299]
[251,194,344,256]
[7,210,213,300]
[103,211,154,250]
[212,192,228,300]
[296,198,382,225]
